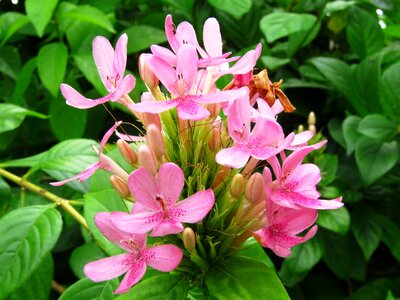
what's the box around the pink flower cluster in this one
[56,15,343,294]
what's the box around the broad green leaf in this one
[346,6,384,58]
[279,237,322,286]
[0,103,47,134]
[0,12,30,46]
[37,43,68,96]
[34,139,98,192]
[59,277,118,300]
[115,274,189,300]
[357,114,397,142]
[348,279,394,300]
[316,153,338,185]
[125,25,167,54]
[206,256,290,300]
[260,12,317,43]
[387,291,395,300]
[352,205,382,260]
[287,21,320,56]
[25,0,59,37]
[325,0,355,13]
[238,237,275,270]
[380,62,400,122]
[208,0,252,20]
[376,214,400,261]
[260,56,290,71]
[342,115,362,155]
[317,207,350,235]
[0,205,62,299]
[0,46,20,79]
[0,177,11,217]
[73,53,106,94]
[62,5,115,33]
[50,97,88,140]
[10,254,53,300]
[355,139,398,186]
[69,241,105,279]
[1,152,47,168]
[11,58,37,106]
[84,189,129,255]
[328,118,347,149]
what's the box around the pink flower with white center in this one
[61,34,135,109]
[253,178,318,257]
[266,144,343,210]
[129,44,244,120]
[111,163,215,236]
[84,212,182,294]
[216,91,294,168]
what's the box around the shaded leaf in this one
[357,114,397,142]
[11,58,37,106]
[25,0,59,37]
[59,277,118,300]
[125,25,167,54]
[69,241,105,279]
[0,12,30,46]
[342,115,362,155]
[0,46,20,79]
[0,103,47,134]
[317,207,350,235]
[208,0,252,20]
[380,62,400,122]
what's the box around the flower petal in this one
[92,36,114,91]
[203,18,222,57]
[151,45,177,66]
[114,261,147,294]
[144,244,183,272]
[130,99,178,114]
[60,84,110,109]
[274,190,343,210]
[148,55,177,94]
[223,43,262,75]
[111,211,163,234]
[200,88,246,104]
[113,33,128,77]
[84,253,131,282]
[157,163,184,206]
[128,167,159,210]
[165,14,180,53]
[176,99,210,120]
[110,74,136,101]
[216,145,250,169]
[150,221,184,237]
[174,189,215,223]
[50,162,101,186]
[176,44,198,92]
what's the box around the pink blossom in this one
[84,212,182,294]
[61,34,135,109]
[111,163,215,236]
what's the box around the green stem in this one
[0,168,88,230]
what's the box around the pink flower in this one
[84,212,182,294]
[216,92,294,168]
[111,163,215,236]
[61,34,135,109]
[129,44,243,120]
[266,145,343,210]
[253,180,318,257]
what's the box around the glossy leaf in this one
[11,58,37,106]
[25,0,59,37]
[0,103,47,134]
[342,115,362,155]
[380,62,400,122]
[69,241,105,279]
[0,46,20,79]
[238,237,275,270]
[357,114,397,142]
[206,256,290,300]
[59,277,118,300]
[0,205,62,299]
[125,25,167,54]
[0,12,30,46]
[73,53,106,94]
[317,207,350,235]
[208,0,252,20]
[348,279,394,300]
[376,214,400,261]
[316,153,338,185]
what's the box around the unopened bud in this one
[117,139,137,165]
[137,144,157,175]
[297,124,305,133]
[110,175,130,198]
[182,227,196,252]
[207,103,221,120]
[98,154,129,183]
[245,173,265,204]
[139,53,159,91]
[146,124,165,159]
[309,124,317,136]
[230,174,244,198]
[308,111,316,126]
[211,166,230,189]
[208,127,221,151]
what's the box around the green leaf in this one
[206,256,290,300]
[115,274,189,300]
[325,0,356,13]
[380,62,400,122]
[37,43,68,96]
[346,6,384,58]
[69,242,105,279]
[84,189,129,255]
[59,277,118,300]
[50,97,88,140]
[376,214,400,261]
[287,21,320,56]
[317,207,350,235]
[342,115,362,155]
[11,58,37,106]
[387,291,395,300]
[0,205,62,299]
[0,103,47,134]
[348,279,394,300]
[355,139,399,186]
[260,12,317,43]
[352,205,382,260]
[34,139,98,192]
[125,25,167,54]
[0,12,30,46]
[25,0,59,37]
[208,0,252,20]
[1,152,47,168]
[238,237,275,270]
[260,56,290,71]
[62,5,115,33]
[0,46,20,79]
[316,153,338,185]
[328,118,347,149]
[73,53,106,94]
[10,254,54,300]
[357,114,397,142]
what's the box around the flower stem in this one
[0,168,88,230]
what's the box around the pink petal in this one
[49,162,101,186]
[199,88,246,104]
[114,261,147,294]
[282,147,318,176]
[110,74,136,101]
[113,33,128,77]
[92,36,115,91]
[227,92,251,142]
[115,131,146,142]
[216,146,250,168]
[165,15,180,53]
[150,221,184,237]
[271,204,318,234]
[250,116,284,148]
[144,244,183,272]
[224,43,262,75]
[174,189,215,223]
[129,99,178,114]
[289,131,314,148]
[176,99,210,120]
[128,167,159,210]
[151,45,177,66]
[111,211,163,234]
[148,56,177,94]
[176,44,198,92]
[176,21,199,49]
[157,163,184,206]
[203,18,222,57]
[60,84,110,109]
[99,121,122,154]
[286,164,321,196]
[83,253,131,282]
[275,191,343,210]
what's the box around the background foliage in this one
[0,0,399,299]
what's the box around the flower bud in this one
[99,154,129,183]
[230,174,244,198]
[208,127,221,151]
[182,227,196,252]
[117,139,137,166]
[110,175,130,198]
[309,124,317,136]
[137,144,157,175]
[245,172,265,204]
[146,124,165,159]
[308,111,316,126]
[297,124,304,133]
[139,53,159,91]
[207,103,221,121]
